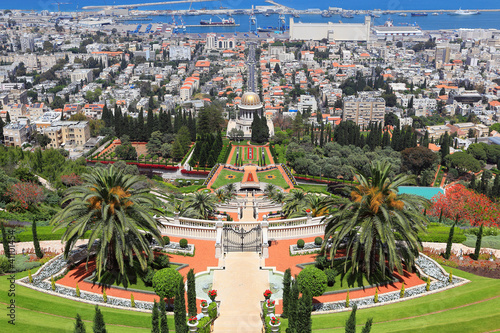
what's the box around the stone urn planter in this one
[269,317,281,333]
[200,301,209,316]
[187,318,198,332]
[266,300,275,316]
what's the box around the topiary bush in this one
[314,237,323,246]
[324,268,336,287]
[297,239,305,249]
[152,268,183,301]
[163,236,171,245]
[0,255,9,274]
[153,254,170,269]
[179,238,188,248]
[314,254,328,270]
[297,265,327,297]
[142,268,156,287]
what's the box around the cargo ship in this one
[449,8,480,15]
[200,17,236,25]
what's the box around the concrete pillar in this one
[261,218,269,259]
[174,211,180,224]
[215,218,223,259]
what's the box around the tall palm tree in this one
[185,191,216,219]
[264,183,277,198]
[321,161,430,280]
[51,166,164,281]
[214,188,228,203]
[304,194,331,217]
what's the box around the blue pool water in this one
[398,186,444,200]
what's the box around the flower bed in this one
[182,169,210,176]
[289,242,322,255]
[158,242,195,256]
[86,160,179,170]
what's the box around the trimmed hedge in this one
[14,226,91,242]
[179,239,188,248]
[297,239,305,248]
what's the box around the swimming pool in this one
[398,186,444,200]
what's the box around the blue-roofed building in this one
[489,137,500,145]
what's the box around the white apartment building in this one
[342,96,385,127]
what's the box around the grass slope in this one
[257,169,290,189]
[0,270,171,332]
[210,169,243,189]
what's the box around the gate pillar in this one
[261,218,269,259]
[215,218,223,259]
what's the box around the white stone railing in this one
[268,222,325,239]
[159,223,217,240]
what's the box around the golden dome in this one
[240,92,261,107]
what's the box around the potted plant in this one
[269,316,281,332]
[263,289,273,300]
[208,289,217,302]
[266,299,275,316]
[200,300,209,315]
[187,316,198,332]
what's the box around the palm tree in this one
[185,191,216,219]
[224,183,236,200]
[271,191,286,205]
[264,183,277,198]
[321,161,430,280]
[304,194,332,217]
[282,189,307,218]
[214,188,228,203]
[51,166,164,282]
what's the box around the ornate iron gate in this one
[223,226,262,253]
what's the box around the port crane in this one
[249,5,257,33]
[52,2,71,12]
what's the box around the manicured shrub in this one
[1,223,10,258]
[314,237,323,246]
[444,218,458,260]
[400,283,405,298]
[297,239,305,249]
[163,236,170,245]
[426,276,431,291]
[153,268,183,304]
[297,265,327,297]
[374,288,378,303]
[314,254,328,270]
[324,268,336,287]
[174,279,187,333]
[51,276,56,291]
[187,268,197,317]
[179,238,188,248]
[361,318,373,333]
[0,255,10,274]
[75,283,80,297]
[346,289,350,307]
[131,293,135,307]
[142,268,156,287]
[154,255,170,269]
[102,288,107,303]
[152,300,159,333]
[449,270,453,284]
[208,301,217,319]
[28,269,33,283]
[197,316,211,333]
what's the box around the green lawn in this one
[257,169,289,189]
[0,270,162,332]
[308,267,500,332]
[230,145,272,165]
[210,169,244,189]
[230,146,241,165]
[296,184,329,195]
[1,265,500,332]
[463,234,500,250]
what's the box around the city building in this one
[3,104,27,123]
[342,97,385,127]
[169,46,191,61]
[289,17,371,42]
[70,69,94,83]
[20,34,35,52]
[42,121,91,149]
[3,118,32,147]
[82,104,104,119]
[8,89,28,105]
[226,91,274,139]
[298,95,318,113]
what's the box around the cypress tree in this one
[114,107,122,137]
[0,117,4,139]
[288,279,300,331]
[147,109,154,140]
[137,109,145,141]
[159,298,169,333]
[174,279,187,333]
[345,304,357,333]
[187,269,196,317]
[445,215,458,259]
[470,174,476,191]
[74,313,86,333]
[93,306,107,333]
[492,174,500,197]
[474,224,483,260]
[296,287,312,333]
[1,222,10,259]
[281,268,291,318]
[319,122,324,147]
[6,111,11,123]
[361,318,374,333]
[440,131,450,159]
[32,219,43,259]
[152,300,160,333]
